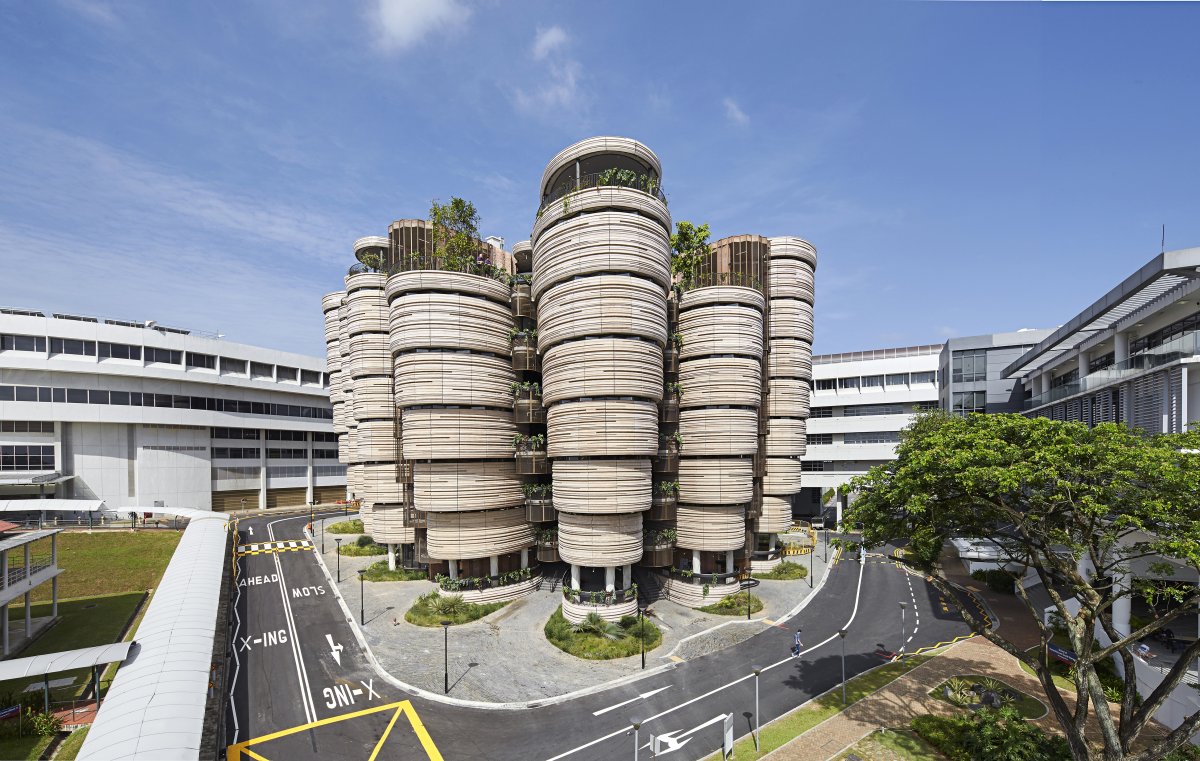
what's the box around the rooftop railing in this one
[539,170,666,215]
[813,344,944,365]
[1025,331,1199,410]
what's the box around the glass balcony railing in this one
[1025,332,1199,410]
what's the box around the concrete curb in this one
[305,520,679,711]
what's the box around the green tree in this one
[429,197,482,273]
[570,612,627,640]
[670,221,711,289]
[846,411,1200,761]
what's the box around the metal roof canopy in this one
[0,499,104,513]
[78,511,230,761]
[0,641,131,683]
[0,529,59,554]
[1005,247,1200,379]
[0,474,75,486]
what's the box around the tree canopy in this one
[669,220,710,289]
[846,411,1200,761]
[429,197,483,273]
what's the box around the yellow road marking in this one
[669,655,684,663]
[227,700,441,761]
[368,704,406,761]
[235,546,314,557]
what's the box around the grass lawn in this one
[753,561,808,581]
[29,531,180,602]
[405,590,507,627]
[0,735,53,761]
[931,675,1047,719]
[544,607,662,660]
[54,726,89,760]
[361,561,427,582]
[337,537,387,557]
[326,519,363,534]
[710,654,935,760]
[835,728,944,760]
[0,593,144,698]
[699,591,763,616]
[1017,633,1130,702]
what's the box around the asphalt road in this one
[225,513,970,760]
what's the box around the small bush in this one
[970,568,1015,594]
[361,561,427,582]
[28,709,62,737]
[912,707,1068,761]
[405,590,506,627]
[544,606,662,660]
[753,561,808,581]
[327,519,364,534]
[698,591,763,615]
[338,536,387,556]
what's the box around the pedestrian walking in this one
[791,628,803,657]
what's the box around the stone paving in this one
[313,517,834,703]
[764,635,1168,760]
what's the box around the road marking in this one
[267,517,317,724]
[227,700,443,761]
[368,704,406,761]
[668,655,684,663]
[545,556,867,761]
[362,678,379,700]
[236,539,314,557]
[643,713,727,753]
[592,685,671,716]
[327,633,344,666]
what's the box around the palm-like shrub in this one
[570,612,627,640]
[430,593,468,617]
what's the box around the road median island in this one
[544,606,662,660]
[707,650,943,760]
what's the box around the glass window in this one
[808,433,833,445]
[14,387,37,402]
[800,461,825,472]
[953,390,986,415]
[266,430,307,441]
[110,391,130,405]
[300,369,321,385]
[98,342,141,360]
[843,431,901,444]
[49,338,96,356]
[186,352,216,370]
[810,407,833,418]
[0,387,13,401]
[250,362,274,379]
[843,404,904,417]
[313,448,339,459]
[89,390,109,404]
[220,357,247,375]
[312,432,339,443]
[860,375,883,389]
[815,379,836,391]
[911,371,936,385]
[145,347,181,364]
[276,366,299,382]
[838,377,859,390]
[267,448,306,459]
[951,350,987,383]
[52,388,65,402]
[1,335,46,352]
[885,373,908,386]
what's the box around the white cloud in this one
[723,97,749,126]
[57,0,120,27]
[371,0,470,53]
[514,26,583,117]
[531,26,567,60]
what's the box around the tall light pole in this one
[838,629,847,705]
[823,526,828,562]
[358,569,366,625]
[441,620,451,694]
[809,542,814,587]
[899,601,907,655]
[639,606,646,670]
[751,665,762,751]
[629,719,641,761]
[335,538,342,582]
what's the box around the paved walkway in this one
[940,549,1044,651]
[314,518,833,703]
[765,636,1167,760]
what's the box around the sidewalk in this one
[940,549,1043,651]
[765,636,1167,760]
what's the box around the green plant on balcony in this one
[509,380,541,397]
[644,527,677,546]
[656,480,679,496]
[671,331,683,348]
[523,483,552,498]
[513,433,546,453]
[670,221,711,290]
[429,197,481,273]
[509,328,538,346]
[672,431,684,448]
[665,382,683,399]
[536,527,558,543]
[510,272,532,286]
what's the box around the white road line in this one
[228,542,244,743]
[545,557,867,761]
[268,517,318,724]
[592,685,671,716]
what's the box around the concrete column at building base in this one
[692,550,701,573]
[622,564,632,590]
[725,550,735,573]
[1,603,7,656]
[24,592,30,639]
[604,566,615,593]
[51,577,57,619]
[448,561,458,580]
[490,555,499,578]
[387,544,396,571]
[570,564,580,590]
[520,548,529,569]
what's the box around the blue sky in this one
[2,1,1199,357]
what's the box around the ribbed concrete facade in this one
[320,137,816,615]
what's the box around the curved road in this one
[225,513,970,760]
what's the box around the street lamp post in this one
[320,515,325,554]
[639,606,646,670]
[838,629,847,705]
[440,620,451,694]
[629,719,641,761]
[335,538,342,582]
[899,601,907,655]
[358,569,366,625]
[751,665,762,751]
[823,527,828,562]
[809,541,814,587]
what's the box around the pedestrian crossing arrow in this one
[326,634,343,666]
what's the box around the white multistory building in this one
[0,308,345,511]
[797,344,941,523]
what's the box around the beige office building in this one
[322,137,816,620]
